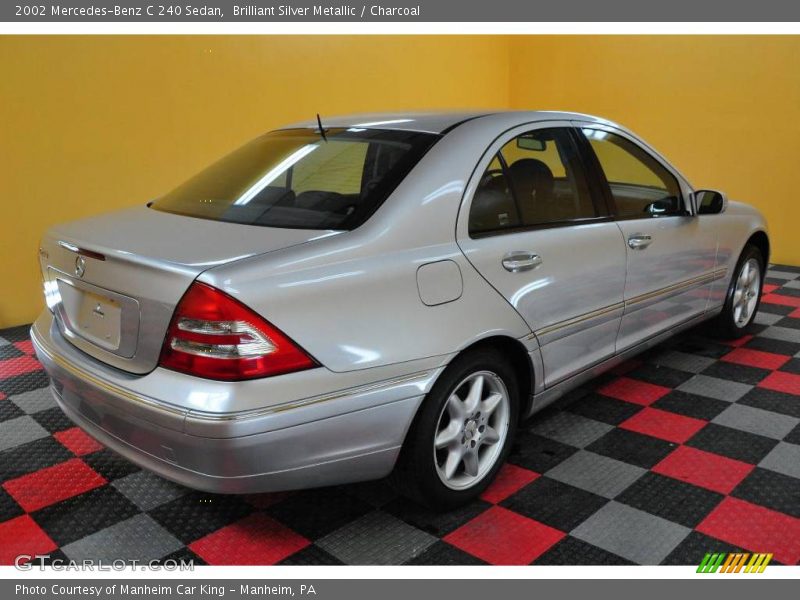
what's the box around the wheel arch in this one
[747,230,770,268]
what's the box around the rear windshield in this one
[151,128,439,230]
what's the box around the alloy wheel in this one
[732,257,761,327]
[433,370,511,490]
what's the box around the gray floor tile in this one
[754,312,784,326]
[571,501,690,565]
[10,387,56,414]
[112,470,189,511]
[650,351,716,374]
[546,450,646,498]
[61,514,183,562]
[758,326,800,344]
[782,279,800,290]
[677,375,752,402]
[759,441,800,479]
[530,411,614,448]
[317,511,436,565]
[713,403,799,440]
[766,269,799,280]
[0,415,50,451]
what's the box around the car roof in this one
[279,110,613,134]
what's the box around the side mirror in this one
[695,189,728,215]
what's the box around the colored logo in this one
[697,552,772,573]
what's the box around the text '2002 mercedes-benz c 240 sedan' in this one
[32,111,769,509]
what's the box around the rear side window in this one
[469,127,595,235]
[151,128,438,230]
[582,129,683,218]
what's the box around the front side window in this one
[582,129,683,218]
[151,128,438,230]
[469,128,595,235]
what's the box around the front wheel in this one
[714,244,764,338]
[392,348,520,510]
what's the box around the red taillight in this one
[159,282,317,381]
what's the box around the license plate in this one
[57,280,122,351]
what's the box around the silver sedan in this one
[32,111,769,508]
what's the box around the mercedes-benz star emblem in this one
[75,256,86,278]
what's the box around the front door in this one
[457,124,627,387]
[577,125,720,351]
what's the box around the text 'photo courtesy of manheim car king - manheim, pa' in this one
[31,110,768,510]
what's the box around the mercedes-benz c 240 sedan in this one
[32,111,769,508]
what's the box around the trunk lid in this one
[40,205,337,374]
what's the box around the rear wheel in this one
[714,244,764,338]
[392,348,520,510]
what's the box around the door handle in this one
[628,234,652,250]
[502,251,542,273]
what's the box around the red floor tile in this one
[722,347,791,370]
[53,427,104,456]
[0,515,57,565]
[0,392,6,401]
[189,513,310,565]
[2,458,106,512]
[480,464,539,504]
[761,293,800,308]
[758,371,800,396]
[697,497,800,565]
[652,445,754,494]
[620,407,707,444]
[14,340,35,355]
[762,284,779,294]
[0,356,42,378]
[598,377,671,406]
[444,506,564,565]
[789,308,800,319]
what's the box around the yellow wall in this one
[2,35,799,328]
[0,36,509,328]
[510,36,800,267]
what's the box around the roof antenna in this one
[316,113,328,142]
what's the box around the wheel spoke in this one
[482,426,500,445]
[435,422,461,449]
[463,450,479,477]
[733,289,744,308]
[446,394,465,421]
[464,374,484,414]
[481,392,503,417]
[443,447,463,480]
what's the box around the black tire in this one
[714,243,765,339]
[391,347,520,511]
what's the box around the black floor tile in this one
[267,488,373,540]
[405,541,487,565]
[508,432,579,474]
[279,544,345,565]
[737,387,800,418]
[82,448,140,481]
[500,476,608,532]
[627,364,695,388]
[616,472,724,528]
[652,390,730,421]
[0,437,73,483]
[701,361,771,385]
[662,531,747,565]
[686,423,778,464]
[32,486,140,546]
[534,535,634,565]
[148,492,254,544]
[586,428,677,469]
[732,468,800,519]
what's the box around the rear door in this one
[575,124,720,351]
[457,122,627,387]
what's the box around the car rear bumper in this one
[31,311,433,494]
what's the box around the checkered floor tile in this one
[2,265,800,566]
